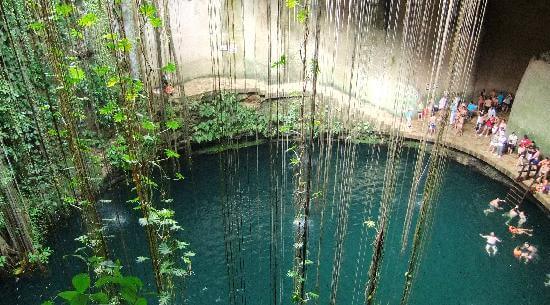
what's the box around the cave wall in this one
[137,0,478,114]
[507,59,550,154]
[473,0,550,93]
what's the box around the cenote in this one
[2,143,549,305]
[3,1,550,304]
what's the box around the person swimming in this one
[517,242,538,263]
[513,246,522,259]
[479,232,501,256]
[503,205,519,225]
[484,198,505,215]
[508,225,533,236]
[517,211,527,228]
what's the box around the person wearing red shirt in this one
[517,135,532,156]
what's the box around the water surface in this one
[2,143,549,305]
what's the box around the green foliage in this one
[297,8,309,23]
[139,3,163,28]
[161,62,177,73]
[55,4,73,17]
[78,13,98,27]
[67,65,86,85]
[164,149,180,159]
[271,55,287,68]
[116,38,133,52]
[28,246,53,264]
[137,207,193,281]
[150,17,163,28]
[0,256,6,268]
[44,271,148,305]
[190,92,267,143]
[286,0,299,9]
[28,21,44,31]
[139,3,156,18]
[165,119,181,130]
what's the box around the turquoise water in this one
[1,143,549,305]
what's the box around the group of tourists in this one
[476,114,548,194]
[416,88,549,195]
[481,198,537,263]
[416,89,510,137]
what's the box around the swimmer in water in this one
[503,205,519,225]
[519,242,538,263]
[484,198,505,215]
[513,246,522,259]
[479,232,502,256]
[517,211,527,228]
[508,225,533,236]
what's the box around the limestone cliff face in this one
[507,58,550,154]
[135,0,483,113]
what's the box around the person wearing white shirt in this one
[507,132,518,154]
[488,107,496,118]
[437,96,447,111]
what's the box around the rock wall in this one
[136,0,483,113]
[473,0,550,93]
[507,59,550,154]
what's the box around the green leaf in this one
[113,112,126,123]
[136,298,147,305]
[55,4,73,17]
[159,243,172,255]
[162,62,177,73]
[28,21,44,31]
[174,172,185,181]
[165,149,180,159]
[286,0,299,9]
[271,54,286,68]
[41,301,54,305]
[150,17,163,28]
[68,66,85,84]
[93,65,110,76]
[58,290,79,301]
[78,13,98,27]
[102,33,118,41]
[175,240,189,249]
[165,119,181,130]
[120,276,143,290]
[99,101,117,115]
[307,292,319,299]
[72,273,90,292]
[297,8,308,23]
[116,38,132,52]
[142,120,156,131]
[106,76,119,87]
[136,256,150,263]
[139,4,156,18]
[94,276,116,288]
[71,293,89,305]
[90,292,108,303]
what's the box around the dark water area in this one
[1,143,549,305]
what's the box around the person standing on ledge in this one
[480,232,502,256]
